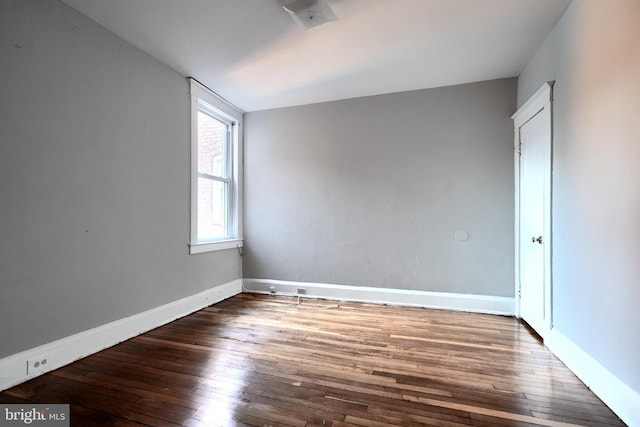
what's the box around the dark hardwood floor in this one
[0,294,626,426]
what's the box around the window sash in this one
[197,104,231,179]
[197,176,229,242]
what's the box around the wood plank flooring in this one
[0,294,625,426]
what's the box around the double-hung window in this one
[189,78,243,254]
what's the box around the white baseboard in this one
[242,278,515,316]
[546,328,639,427]
[0,279,242,392]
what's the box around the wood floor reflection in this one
[0,294,626,426]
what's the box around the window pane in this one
[197,110,227,178]
[197,177,227,241]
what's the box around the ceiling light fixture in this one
[282,0,337,31]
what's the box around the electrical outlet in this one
[27,356,49,375]
[269,286,276,294]
[297,288,307,295]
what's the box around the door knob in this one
[531,236,543,244]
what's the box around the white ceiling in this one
[61,0,571,112]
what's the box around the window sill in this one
[189,239,243,254]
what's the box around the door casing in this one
[512,81,553,338]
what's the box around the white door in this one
[512,82,553,339]
[518,108,548,336]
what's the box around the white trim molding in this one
[512,82,554,126]
[511,81,554,339]
[190,239,243,254]
[547,329,640,427]
[242,278,515,315]
[0,280,242,392]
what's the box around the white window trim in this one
[189,78,244,254]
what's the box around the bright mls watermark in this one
[1,405,69,426]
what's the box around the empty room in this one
[1,0,638,426]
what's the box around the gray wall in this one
[518,0,640,392]
[244,79,516,297]
[0,0,239,358]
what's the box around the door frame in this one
[511,81,554,338]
